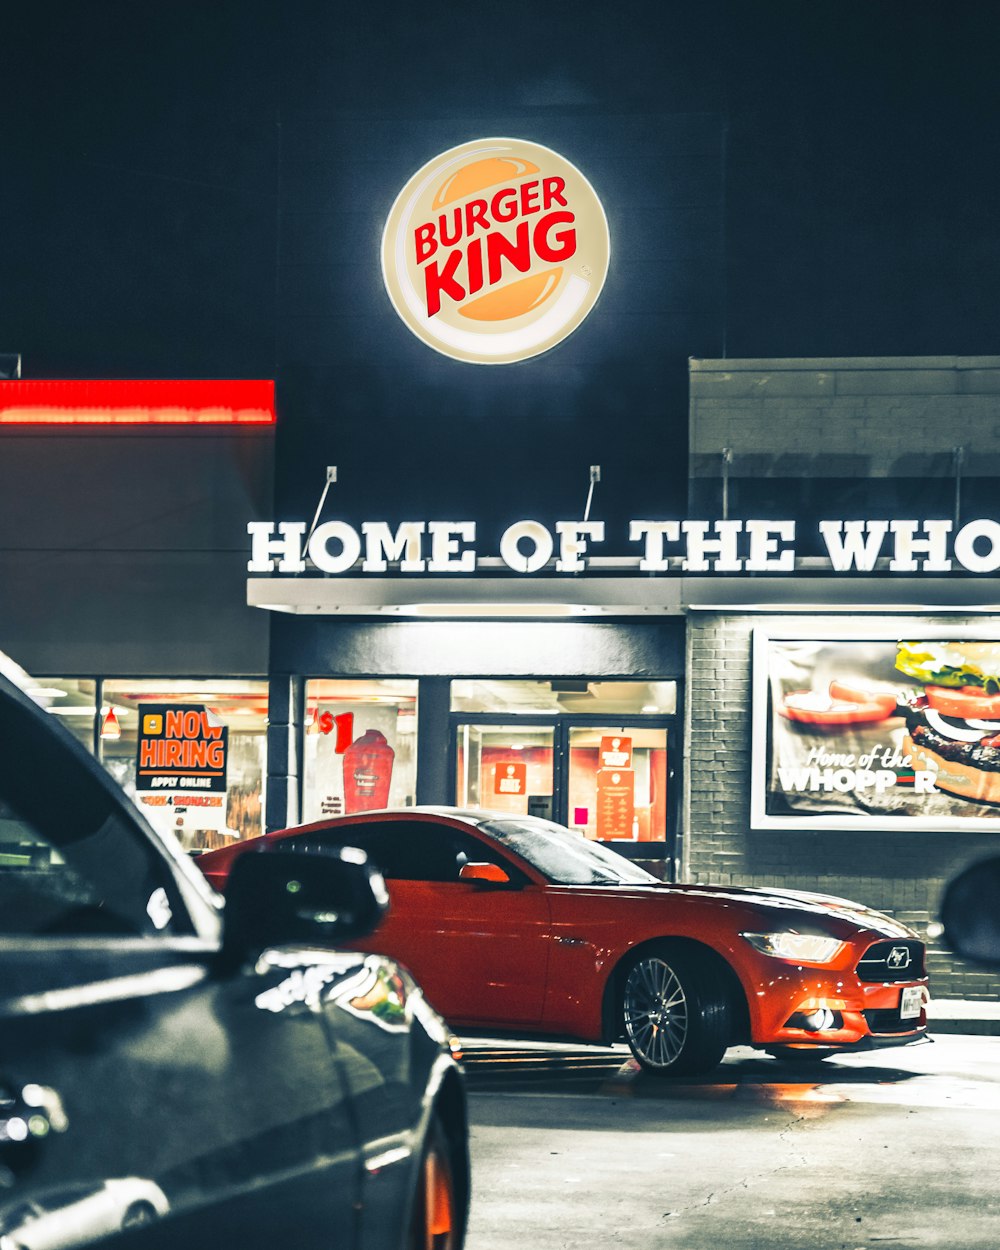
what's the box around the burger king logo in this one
[381,138,610,365]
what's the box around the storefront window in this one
[451,679,677,716]
[24,679,98,752]
[302,679,417,822]
[101,679,268,851]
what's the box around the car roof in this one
[402,805,493,823]
[273,806,491,838]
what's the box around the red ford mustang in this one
[198,808,929,1075]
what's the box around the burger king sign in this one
[381,138,610,365]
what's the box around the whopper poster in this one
[751,631,1000,830]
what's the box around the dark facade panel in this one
[0,429,273,675]
[0,550,269,677]
[271,617,685,680]
[4,3,280,379]
[0,430,273,551]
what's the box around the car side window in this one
[0,793,182,938]
[283,821,527,885]
[278,823,435,880]
[438,829,529,885]
[0,686,189,937]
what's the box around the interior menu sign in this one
[596,767,635,839]
[136,705,228,793]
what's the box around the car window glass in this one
[0,684,190,936]
[38,1183,94,1209]
[285,821,527,884]
[480,816,660,885]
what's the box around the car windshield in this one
[478,817,661,886]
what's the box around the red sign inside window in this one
[494,761,527,796]
[600,736,633,769]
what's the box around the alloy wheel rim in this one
[624,957,689,1067]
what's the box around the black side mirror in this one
[940,855,1000,967]
[221,847,389,969]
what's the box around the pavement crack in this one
[662,1112,812,1222]
[661,1177,752,1221]
[775,1112,811,1168]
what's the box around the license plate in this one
[900,985,923,1020]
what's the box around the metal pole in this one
[583,465,601,522]
[721,448,733,521]
[301,465,338,562]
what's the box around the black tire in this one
[408,1115,460,1250]
[620,944,731,1076]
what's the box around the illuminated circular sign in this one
[381,138,610,365]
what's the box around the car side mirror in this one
[459,861,511,886]
[221,847,389,969]
[940,854,1000,967]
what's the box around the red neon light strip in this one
[0,380,276,425]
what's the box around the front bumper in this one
[823,1027,930,1053]
[768,1010,929,1052]
[749,968,930,1050]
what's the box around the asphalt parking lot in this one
[460,1034,1000,1250]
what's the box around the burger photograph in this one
[898,640,1000,806]
[756,633,1000,829]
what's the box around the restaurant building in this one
[4,354,1000,999]
[4,3,1000,998]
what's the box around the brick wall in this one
[685,612,1000,1000]
[689,355,1000,478]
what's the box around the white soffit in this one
[246,576,1000,617]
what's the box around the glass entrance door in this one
[452,715,677,862]
[454,722,555,820]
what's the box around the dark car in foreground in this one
[0,663,468,1250]
[199,808,929,1075]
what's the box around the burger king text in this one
[414,177,575,317]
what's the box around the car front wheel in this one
[621,945,731,1076]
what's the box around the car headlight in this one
[741,931,845,964]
